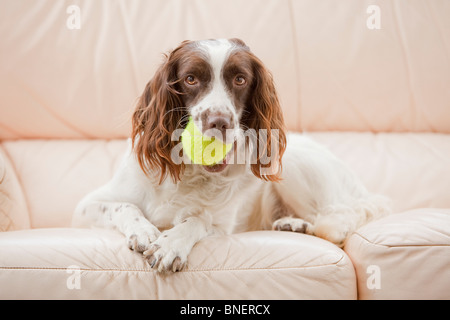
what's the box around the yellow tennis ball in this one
[181,117,232,166]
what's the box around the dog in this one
[73,38,390,272]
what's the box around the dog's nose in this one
[207,115,230,131]
[205,114,231,136]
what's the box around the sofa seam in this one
[351,232,450,248]
[0,255,347,274]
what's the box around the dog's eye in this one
[185,75,197,86]
[234,75,246,86]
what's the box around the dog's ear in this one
[228,38,250,50]
[131,49,186,184]
[242,53,287,182]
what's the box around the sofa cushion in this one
[2,1,449,137]
[311,132,450,213]
[0,139,126,228]
[3,132,450,229]
[0,229,356,299]
[0,146,30,231]
[345,208,450,299]
[290,0,450,133]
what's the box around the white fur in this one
[72,40,390,272]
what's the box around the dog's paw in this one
[272,217,312,234]
[126,222,161,253]
[143,231,189,273]
[312,216,350,248]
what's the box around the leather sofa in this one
[1,0,449,299]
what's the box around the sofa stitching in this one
[0,255,347,273]
[350,232,450,248]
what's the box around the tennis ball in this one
[181,117,232,166]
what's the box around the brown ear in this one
[242,54,287,182]
[131,57,185,184]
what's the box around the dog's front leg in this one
[73,201,161,253]
[143,214,213,273]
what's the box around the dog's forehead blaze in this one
[198,39,233,83]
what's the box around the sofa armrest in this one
[345,208,450,299]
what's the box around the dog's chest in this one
[143,172,258,231]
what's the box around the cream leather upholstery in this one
[1,0,449,299]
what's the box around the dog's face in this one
[132,38,286,183]
[175,39,252,133]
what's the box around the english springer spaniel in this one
[73,39,390,272]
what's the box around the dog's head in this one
[132,39,286,183]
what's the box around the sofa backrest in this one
[1,0,449,137]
